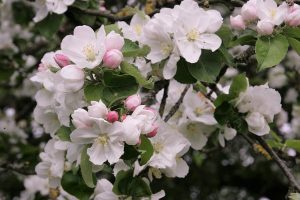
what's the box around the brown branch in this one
[159,80,169,117]
[164,85,190,122]
[254,136,300,192]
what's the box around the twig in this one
[159,80,169,117]
[254,136,300,192]
[0,163,35,175]
[164,85,190,122]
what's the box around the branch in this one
[254,136,300,192]
[71,7,158,22]
[159,80,169,117]
[164,85,190,122]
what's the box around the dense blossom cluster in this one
[2,0,300,199]
[230,0,300,35]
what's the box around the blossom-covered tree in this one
[1,0,300,199]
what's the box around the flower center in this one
[270,9,277,18]
[96,135,108,145]
[160,43,173,56]
[134,25,142,36]
[153,142,164,153]
[194,107,203,116]
[83,44,96,61]
[186,29,199,41]
[187,123,197,133]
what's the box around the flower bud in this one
[105,31,124,51]
[285,4,300,27]
[146,125,158,138]
[257,20,274,35]
[230,15,246,30]
[103,49,123,69]
[106,111,119,123]
[125,94,141,111]
[245,112,270,136]
[54,54,71,68]
[241,1,257,21]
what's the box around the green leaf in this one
[61,171,94,200]
[84,84,104,102]
[174,58,197,84]
[214,102,248,133]
[216,25,233,47]
[285,139,300,152]
[187,51,223,83]
[139,135,154,165]
[56,126,71,142]
[121,144,140,163]
[113,170,133,195]
[80,146,95,188]
[287,37,300,56]
[255,34,289,71]
[122,39,150,57]
[229,73,249,99]
[120,61,153,89]
[218,46,236,67]
[112,170,152,197]
[102,70,138,106]
[129,177,152,197]
[283,27,300,39]
[34,14,64,39]
[214,94,232,107]
[229,34,257,47]
[104,24,121,34]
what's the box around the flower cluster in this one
[33,0,75,22]
[118,0,223,79]
[230,0,300,35]
[236,84,282,136]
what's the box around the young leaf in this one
[61,171,94,200]
[120,61,154,89]
[139,135,154,165]
[229,73,249,99]
[287,37,300,56]
[84,84,104,102]
[187,50,223,83]
[104,24,121,34]
[174,59,197,84]
[283,27,300,39]
[113,170,134,195]
[80,146,95,188]
[285,139,300,153]
[56,126,71,142]
[122,39,150,57]
[255,34,289,71]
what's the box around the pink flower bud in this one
[146,125,158,138]
[38,63,47,72]
[125,94,141,111]
[106,111,119,123]
[54,54,71,68]
[241,2,257,21]
[121,114,127,121]
[230,15,246,30]
[257,20,274,35]
[285,4,300,27]
[103,49,123,69]
[105,32,125,51]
